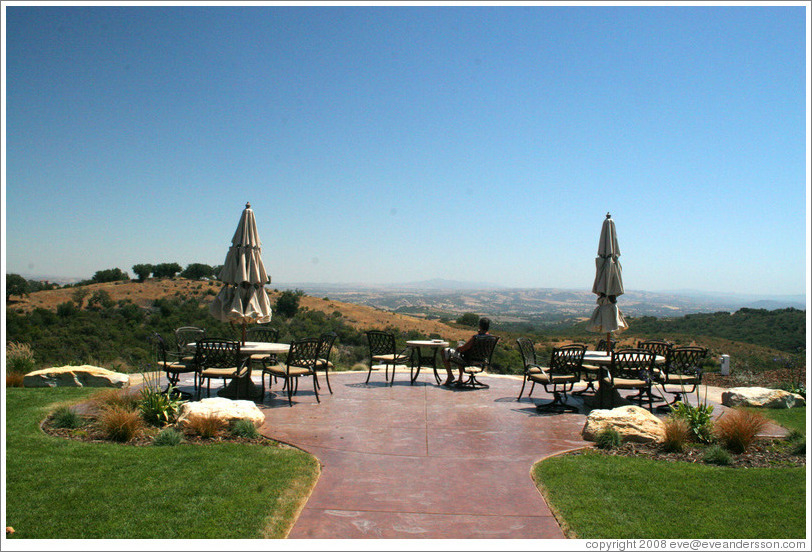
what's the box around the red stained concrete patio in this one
[255,370,591,539]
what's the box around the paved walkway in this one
[166,370,785,539]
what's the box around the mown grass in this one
[533,406,807,539]
[752,406,807,435]
[5,388,319,539]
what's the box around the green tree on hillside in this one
[456,312,480,327]
[132,264,154,282]
[181,263,216,280]
[276,290,304,318]
[6,274,29,300]
[92,268,129,283]
[153,263,182,279]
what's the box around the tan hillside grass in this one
[8,278,473,340]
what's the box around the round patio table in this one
[582,350,665,408]
[406,340,449,384]
[187,341,290,400]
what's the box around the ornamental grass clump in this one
[96,406,144,443]
[662,416,691,453]
[715,408,769,454]
[50,405,86,429]
[595,427,622,450]
[702,444,732,466]
[230,419,260,439]
[6,342,36,387]
[669,400,715,444]
[185,413,227,439]
[152,427,184,446]
[89,388,140,412]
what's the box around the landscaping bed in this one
[574,439,805,468]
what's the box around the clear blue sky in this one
[3,2,809,297]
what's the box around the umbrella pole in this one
[242,322,247,346]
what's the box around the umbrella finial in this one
[606,212,611,219]
[246,202,251,209]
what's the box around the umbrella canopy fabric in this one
[210,202,273,326]
[587,213,628,336]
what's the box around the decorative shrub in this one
[595,427,622,450]
[714,409,769,454]
[230,419,260,439]
[702,444,732,466]
[185,413,227,439]
[662,416,690,453]
[50,406,85,429]
[152,427,184,446]
[96,406,144,442]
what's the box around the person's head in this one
[478,317,490,333]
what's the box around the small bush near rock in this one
[230,419,260,439]
[702,445,732,466]
[152,427,184,446]
[96,406,144,442]
[715,409,769,454]
[185,413,228,439]
[51,406,85,429]
[595,427,622,450]
[662,417,690,453]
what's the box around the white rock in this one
[582,405,666,443]
[721,387,798,409]
[23,365,130,388]
[177,397,265,428]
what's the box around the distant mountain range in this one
[271,279,806,321]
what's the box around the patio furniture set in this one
[153,326,706,412]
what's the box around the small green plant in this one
[152,427,184,446]
[595,427,622,450]
[670,401,715,444]
[662,416,690,453]
[230,419,260,439]
[715,408,769,454]
[137,371,186,427]
[702,444,732,466]
[96,406,144,442]
[50,406,85,429]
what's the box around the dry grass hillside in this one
[8,278,473,341]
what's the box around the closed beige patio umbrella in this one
[586,213,628,345]
[209,202,273,344]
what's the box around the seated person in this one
[441,317,491,387]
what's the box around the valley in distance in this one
[271,279,807,326]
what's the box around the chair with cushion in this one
[151,332,198,398]
[656,346,708,410]
[315,331,338,394]
[516,337,545,400]
[262,337,321,406]
[365,331,411,385]
[454,334,500,389]
[529,344,586,413]
[195,338,249,398]
[602,348,657,411]
[175,326,206,364]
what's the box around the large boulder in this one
[582,405,665,444]
[23,365,130,388]
[721,387,801,409]
[177,397,266,428]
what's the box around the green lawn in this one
[4,388,319,539]
[534,407,807,539]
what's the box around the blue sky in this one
[3,2,809,297]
